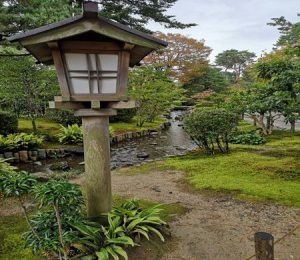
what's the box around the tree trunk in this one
[53,204,68,260]
[18,197,41,242]
[31,118,37,133]
[290,121,296,133]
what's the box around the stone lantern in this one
[9,1,167,220]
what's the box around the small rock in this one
[151,186,161,192]
[31,172,51,182]
[19,151,28,162]
[4,152,13,159]
[34,161,42,166]
[37,149,46,159]
[137,152,149,159]
[49,161,70,171]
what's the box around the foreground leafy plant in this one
[0,160,38,243]
[111,200,166,242]
[26,180,84,259]
[57,124,83,144]
[73,200,166,260]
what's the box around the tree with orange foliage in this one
[143,32,211,82]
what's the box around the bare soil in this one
[110,170,300,260]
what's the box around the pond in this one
[18,110,195,174]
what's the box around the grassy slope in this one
[118,125,300,207]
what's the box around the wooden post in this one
[76,109,117,221]
[254,232,274,260]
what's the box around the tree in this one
[129,65,183,127]
[0,0,196,37]
[268,14,300,47]
[143,32,211,82]
[215,49,256,82]
[255,51,300,132]
[182,66,229,95]
[0,56,59,131]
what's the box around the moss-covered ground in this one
[117,125,300,207]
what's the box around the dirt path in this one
[111,170,300,260]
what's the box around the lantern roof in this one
[8,1,167,66]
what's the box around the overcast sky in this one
[147,0,299,62]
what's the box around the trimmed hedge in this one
[0,111,18,135]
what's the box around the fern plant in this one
[56,124,83,144]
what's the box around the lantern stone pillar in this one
[75,109,116,219]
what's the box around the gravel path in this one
[111,170,300,260]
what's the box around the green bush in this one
[184,108,238,154]
[229,132,266,145]
[110,108,136,123]
[0,133,43,152]
[0,111,18,135]
[46,109,81,126]
[56,124,83,144]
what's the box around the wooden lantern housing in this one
[8,1,167,107]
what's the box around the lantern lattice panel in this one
[64,53,119,95]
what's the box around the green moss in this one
[0,214,42,260]
[18,118,60,135]
[237,120,257,132]
[111,117,166,134]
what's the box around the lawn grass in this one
[110,117,166,135]
[117,129,300,207]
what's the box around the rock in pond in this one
[136,152,149,159]
[31,172,52,182]
[49,161,70,171]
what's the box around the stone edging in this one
[0,148,66,163]
[110,121,170,144]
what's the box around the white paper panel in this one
[71,78,90,94]
[100,78,117,94]
[98,54,118,71]
[65,53,87,70]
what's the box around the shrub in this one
[184,108,238,154]
[229,132,266,145]
[0,111,18,135]
[110,108,136,123]
[0,133,43,152]
[46,109,81,126]
[56,124,83,144]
